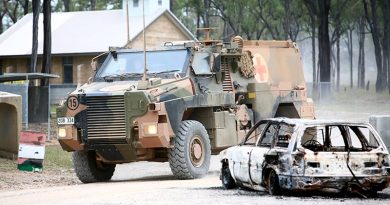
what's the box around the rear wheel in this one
[72,151,116,183]
[221,163,237,189]
[168,120,211,179]
[268,170,281,195]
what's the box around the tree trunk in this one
[383,0,390,94]
[348,28,353,88]
[30,0,40,74]
[203,0,210,28]
[364,0,384,92]
[41,0,51,86]
[336,36,340,90]
[90,0,96,10]
[63,0,70,12]
[23,0,29,15]
[318,0,331,89]
[357,17,366,89]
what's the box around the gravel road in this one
[1,100,390,204]
[1,155,390,205]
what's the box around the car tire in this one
[268,170,281,195]
[72,151,116,183]
[169,120,211,179]
[221,163,237,189]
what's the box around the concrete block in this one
[369,115,390,151]
[0,91,22,158]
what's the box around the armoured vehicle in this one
[56,36,315,183]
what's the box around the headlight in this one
[143,124,158,135]
[58,128,67,138]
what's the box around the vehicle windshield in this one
[96,49,189,78]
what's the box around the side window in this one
[301,126,325,151]
[329,126,345,151]
[275,124,294,148]
[347,126,363,149]
[63,57,73,84]
[351,126,379,149]
[258,124,278,147]
[243,122,267,145]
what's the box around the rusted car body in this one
[220,118,390,195]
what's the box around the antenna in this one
[142,0,147,81]
[125,0,131,48]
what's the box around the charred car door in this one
[249,122,279,185]
[232,121,268,184]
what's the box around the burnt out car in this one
[220,118,390,196]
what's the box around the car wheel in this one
[72,151,116,183]
[221,163,237,189]
[168,120,211,179]
[268,170,281,195]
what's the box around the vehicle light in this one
[143,124,158,135]
[58,128,67,138]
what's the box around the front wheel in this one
[221,162,237,189]
[268,170,281,195]
[72,151,116,183]
[168,120,211,179]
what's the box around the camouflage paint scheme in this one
[220,118,390,195]
[56,37,315,165]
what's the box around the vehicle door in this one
[249,122,280,184]
[232,121,268,184]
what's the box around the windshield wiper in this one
[103,73,144,81]
[149,69,181,76]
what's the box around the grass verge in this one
[44,145,73,171]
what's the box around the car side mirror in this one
[296,147,306,155]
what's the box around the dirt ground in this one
[0,92,390,204]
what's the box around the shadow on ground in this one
[191,186,390,200]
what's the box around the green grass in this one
[50,105,57,113]
[44,145,73,170]
[0,158,17,172]
[331,87,390,103]
[314,88,390,115]
[0,145,72,172]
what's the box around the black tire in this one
[221,163,237,189]
[168,120,211,179]
[72,151,116,183]
[268,170,281,195]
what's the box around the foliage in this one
[0,0,389,93]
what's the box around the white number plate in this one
[57,117,75,125]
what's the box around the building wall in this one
[0,14,190,85]
[73,55,95,85]
[131,14,189,48]
[124,0,170,16]
[0,55,95,85]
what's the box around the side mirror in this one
[91,60,98,72]
[296,147,306,155]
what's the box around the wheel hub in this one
[190,135,204,167]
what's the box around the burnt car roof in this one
[264,117,369,127]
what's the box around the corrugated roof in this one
[0,9,195,57]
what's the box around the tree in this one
[357,15,366,89]
[363,0,386,92]
[41,0,51,86]
[304,0,331,96]
[30,0,40,74]
[382,0,390,94]
[318,0,331,95]
[63,0,70,12]
[303,0,318,88]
